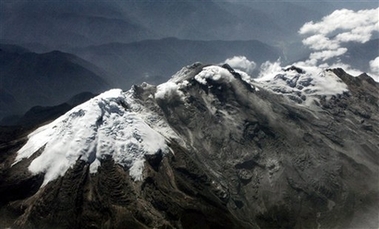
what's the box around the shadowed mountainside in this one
[0,45,109,119]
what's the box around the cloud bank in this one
[294,7,379,81]
[299,8,379,63]
[224,8,378,82]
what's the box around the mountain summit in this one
[1,63,378,228]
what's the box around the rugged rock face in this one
[0,63,378,229]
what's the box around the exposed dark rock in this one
[298,77,313,87]
[236,169,253,184]
[145,150,163,171]
[285,65,305,74]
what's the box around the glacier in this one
[13,89,172,185]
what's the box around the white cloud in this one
[299,7,379,63]
[251,8,379,83]
[224,56,256,75]
[369,57,379,74]
[295,7,379,82]
[299,8,379,37]
[369,57,379,81]
[155,81,184,100]
[309,48,348,61]
[257,59,282,80]
[302,34,340,50]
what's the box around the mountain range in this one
[71,38,283,87]
[0,63,378,228]
[1,36,376,121]
[2,0,377,52]
[0,38,284,121]
[0,0,155,48]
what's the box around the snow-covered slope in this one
[13,89,177,184]
[254,65,349,105]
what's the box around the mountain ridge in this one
[0,63,378,228]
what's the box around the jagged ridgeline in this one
[0,63,378,229]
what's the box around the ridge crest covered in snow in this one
[253,65,349,106]
[13,63,351,186]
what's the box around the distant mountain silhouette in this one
[0,92,96,127]
[117,0,281,42]
[0,44,30,54]
[339,39,379,73]
[0,1,155,48]
[72,38,283,88]
[0,45,110,119]
[3,0,375,53]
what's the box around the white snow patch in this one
[129,159,145,181]
[14,89,172,185]
[254,63,349,106]
[236,69,254,83]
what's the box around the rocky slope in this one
[0,63,378,229]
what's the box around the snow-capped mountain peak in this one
[13,63,353,186]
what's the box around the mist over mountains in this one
[0,0,155,48]
[2,0,377,46]
[0,0,378,126]
[0,45,109,119]
[0,38,284,120]
[71,38,283,87]
[0,0,377,120]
